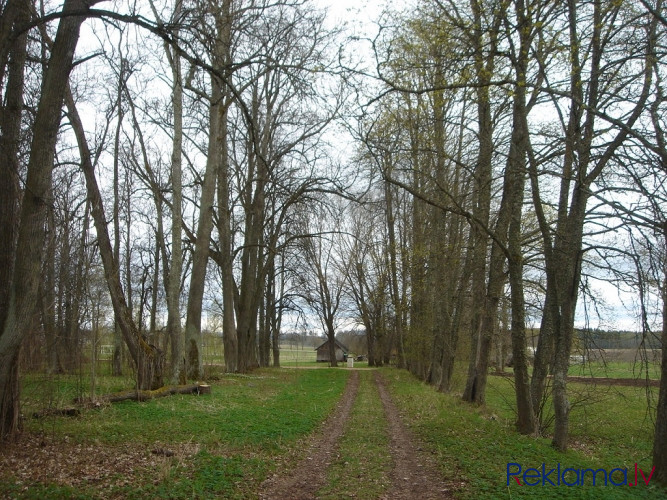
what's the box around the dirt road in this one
[258,370,455,499]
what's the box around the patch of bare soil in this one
[0,433,198,496]
[375,372,457,500]
[258,370,361,500]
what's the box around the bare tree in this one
[0,0,101,441]
[293,203,350,367]
[528,0,657,451]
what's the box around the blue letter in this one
[581,468,607,486]
[609,468,628,486]
[523,468,540,486]
[507,463,522,486]
[542,463,557,486]
[562,468,581,486]
[542,464,556,486]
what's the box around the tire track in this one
[375,371,455,500]
[258,370,360,500]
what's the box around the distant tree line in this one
[579,329,663,351]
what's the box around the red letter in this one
[639,466,655,486]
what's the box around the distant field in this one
[278,345,318,364]
[568,349,662,379]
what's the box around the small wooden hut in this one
[315,339,348,363]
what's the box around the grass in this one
[24,369,349,449]
[319,371,391,499]
[568,359,661,380]
[5,361,666,498]
[380,367,666,499]
[145,451,268,500]
[4,368,350,499]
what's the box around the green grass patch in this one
[21,371,137,410]
[485,375,657,463]
[380,367,666,499]
[24,369,349,450]
[280,360,321,368]
[6,368,350,499]
[0,482,90,500]
[0,452,267,500]
[568,360,661,380]
[319,371,391,499]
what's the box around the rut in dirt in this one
[375,371,455,500]
[258,370,361,500]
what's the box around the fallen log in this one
[75,384,211,404]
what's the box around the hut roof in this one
[314,339,349,352]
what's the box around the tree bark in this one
[461,0,502,404]
[112,48,127,377]
[502,0,536,436]
[184,76,222,380]
[384,180,405,369]
[66,88,164,391]
[164,0,185,385]
[653,226,667,484]
[0,0,94,441]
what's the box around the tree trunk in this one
[219,148,238,373]
[165,0,184,385]
[407,103,428,379]
[0,351,20,440]
[504,0,536,435]
[327,319,338,368]
[66,89,164,391]
[212,0,238,375]
[150,234,160,335]
[0,6,28,436]
[42,200,59,373]
[112,50,126,377]
[0,0,93,440]
[530,292,555,426]
[184,76,222,379]
[270,255,282,367]
[384,180,405,369]
[461,0,499,403]
[653,225,667,484]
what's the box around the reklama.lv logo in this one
[507,462,656,487]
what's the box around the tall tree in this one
[529,0,656,451]
[149,0,186,384]
[0,0,100,440]
[66,88,165,390]
[184,0,234,378]
[0,0,29,441]
[294,204,349,367]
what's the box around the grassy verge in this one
[3,368,349,499]
[318,370,391,499]
[381,367,666,499]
